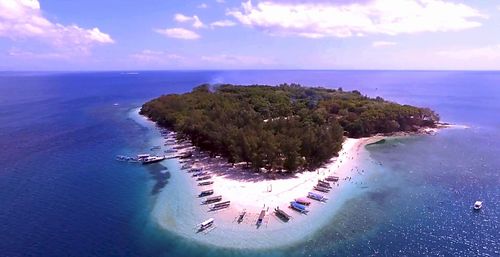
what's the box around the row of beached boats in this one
[281,177,337,219]
[161,131,219,233]
[229,177,336,227]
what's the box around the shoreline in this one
[129,107,436,249]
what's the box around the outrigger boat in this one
[210,201,230,211]
[256,210,266,227]
[197,218,214,232]
[318,180,332,188]
[141,155,166,164]
[189,167,203,173]
[197,175,212,181]
[294,197,311,206]
[290,201,309,214]
[237,210,246,223]
[307,192,327,202]
[136,154,150,161]
[198,181,214,186]
[325,176,339,182]
[314,185,330,193]
[198,189,214,197]
[274,207,291,222]
[192,171,208,177]
[203,195,222,204]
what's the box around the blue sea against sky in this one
[0,71,498,256]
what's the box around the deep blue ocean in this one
[0,71,498,256]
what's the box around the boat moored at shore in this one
[274,207,291,222]
[307,192,327,202]
[141,155,166,164]
[290,201,309,214]
[197,218,214,232]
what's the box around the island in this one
[136,84,441,248]
[140,84,439,172]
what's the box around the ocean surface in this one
[0,71,498,256]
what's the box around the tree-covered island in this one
[140,84,439,172]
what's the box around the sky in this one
[1,0,500,70]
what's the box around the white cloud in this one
[0,0,113,54]
[174,13,204,28]
[210,20,236,28]
[372,41,397,47]
[228,0,485,38]
[437,45,500,60]
[215,0,225,3]
[8,47,67,59]
[155,28,201,40]
[130,49,184,64]
[197,3,208,9]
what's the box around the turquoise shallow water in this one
[0,71,499,256]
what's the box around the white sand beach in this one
[131,108,383,248]
[195,137,377,220]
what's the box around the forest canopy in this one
[140,84,439,172]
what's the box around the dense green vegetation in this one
[141,84,439,172]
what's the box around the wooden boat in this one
[141,155,166,164]
[290,201,308,214]
[325,176,339,182]
[203,195,222,204]
[180,152,193,159]
[189,167,203,173]
[237,210,246,224]
[198,189,214,197]
[192,171,208,177]
[307,192,327,202]
[294,197,311,206]
[318,180,332,188]
[197,218,214,232]
[198,181,214,186]
[210,201,230,211]
[256,210,266,227]
[197,175,212,181]
[274,207,291,222]
[314,185,330,193]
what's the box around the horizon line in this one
[1,69,500,73]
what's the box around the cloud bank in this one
[0,0,113,54]
[228,0,485,38]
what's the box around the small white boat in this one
[473,200,482,210]
[141,155,165,164]
[197,218,214,232]
[136,154,151,161]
